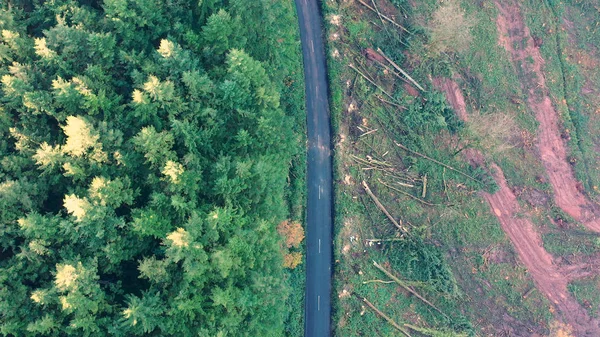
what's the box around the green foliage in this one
[386,237,458,294]
[402,91,463,135]
[0,0,304,336]
[201,9,246,59]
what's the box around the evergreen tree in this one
[0,0,303,335]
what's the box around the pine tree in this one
[0,0,303,335]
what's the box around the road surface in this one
[294,0,333,336]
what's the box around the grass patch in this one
[324,1,548,336]
[543,230,600,257]
[568,276,600,318]
[321,0,594,335]
[522,0,600,197]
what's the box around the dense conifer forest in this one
[0,0,305,335]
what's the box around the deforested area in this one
[325,0,600,336]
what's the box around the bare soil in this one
[495,2,600,232]
[560,254,600,282]
[434,77,600,336]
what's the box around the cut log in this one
[362,180,408,233]
[360,296,413,337]
[395,141,485,185]
[356,0,410,33]
[376,48,425,91]
[373,261,448,318]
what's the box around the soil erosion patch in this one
[495,1,600,232]
[434,78,600,336]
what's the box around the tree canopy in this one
[0,0,304,336]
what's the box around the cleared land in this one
[435,77,599,336]
[325,0,600,335]
[495,1,600,232]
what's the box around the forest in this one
[0,0,305,336]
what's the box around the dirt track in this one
[560,254,600,281]
[433,78,600,336]
[495,2,600,233]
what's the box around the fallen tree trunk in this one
[363,279,395,284]
[362,180,408,233]
[365,238,404,243]
[394,141,485,186]
[373,261,448,318]
[356,0,410,33]
[377,179,436,206]
[404,323,468,337]
[360,296,413,337]
[348,64,396,102]
[377,48,424,91]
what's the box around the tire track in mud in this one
[560,254,600,281]
[495,2,600,232]
[433,78,600,336]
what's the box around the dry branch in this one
[348,64,396,102]
[361,296,413,337]
[378,179,435,206]
[373,261,448,318]
[442,167,450,202]
[394,141,485,185]
[375,94,406,109]
[366,238,404,243]
[359,128,378,137]
[356,0,410,33]
[363,279,395,284]
[351,154,392,168]
[376,48,425,91]
[362,180,408,233]
[421,174,427,198]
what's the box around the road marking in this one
[318,296,320,311]
[319,239,321,253]
[318,185,321,199]
[310,40,314,53]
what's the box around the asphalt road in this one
[294,0,333,336]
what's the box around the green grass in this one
[409,0,551,194]
[568,276,600,318]
[521,0,600,197]
[433,198,505,249]
[318,0,598,335]
[282,3,307,336]
[284,263,306,337]
[543,230,600,257]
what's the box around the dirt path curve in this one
[433,78,600,336]
[495,2,600,232]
